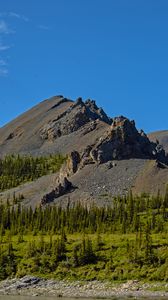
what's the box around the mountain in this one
[0,96,110,157]
[0,95,168,207]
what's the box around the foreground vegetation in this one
[0,154,66,191]
[0,189,168,281]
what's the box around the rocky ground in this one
[0,159,148,207]
[0,276,168,298]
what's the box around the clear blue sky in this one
[0,0,168,133]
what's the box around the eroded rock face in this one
[79,116,168,164]
[41,151,81,205]
[59,151,81,180]
[41,177,72,205]
[40,98,111,141]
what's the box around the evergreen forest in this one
[0,154,66,191]
[0,187,168,281]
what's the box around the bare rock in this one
[82,120,97,135]
[59,151,80,180]
[40,98,111,141]
[41,177,72,205]
[41,151,80,205]
[105,161,114,169]
[77,116,168,165]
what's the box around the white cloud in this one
[0,68,8,76]
[0,20,11,73]
[9,12,29,22]
[0,20,13,34]
[0,12,29,77]
[0,43,10,51]
[0,12,29,22]
[38,24,50,30]
[0,20,9,34]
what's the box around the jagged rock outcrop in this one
[41,177,72,205]
[41,151,81,205]
[78,116,168,164]
[40,98,111,141]
[41,116,168,204]
[59,151,81,179]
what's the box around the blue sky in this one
[0,0,168,133]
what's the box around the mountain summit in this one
[0,95,166,161]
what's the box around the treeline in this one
[1,190,168,235]
[0,214,167,281]
[0,154,66,191]
[0,191,168,280]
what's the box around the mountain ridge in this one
[0,95,168,206]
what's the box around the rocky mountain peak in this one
[0,95,167,167]
[40,97,111,141]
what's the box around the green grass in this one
[0,188,168,282]
[1,231,168,282]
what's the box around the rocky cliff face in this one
[86,116,167,164]
[39,99,167,165]
[40,98,111,141]
[41,151,80,205]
